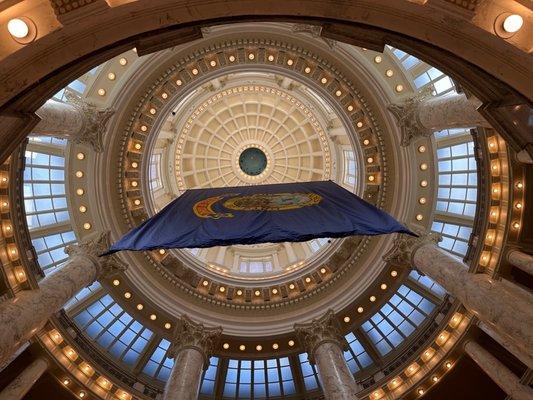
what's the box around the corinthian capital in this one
[294,310,346,364]
[387,90,432,146]
[64,91,115,152]
[65,231,127,278]
[168,315,222,365]
[382,230,442,266]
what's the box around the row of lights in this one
[112,279,173,329]
[343,270,398,323]
[371,53,404,92]
[201,267,328,296]
[222,339,296,352]
[50,330,132,399]
[96,56,129,97]
[370,312,465,400]
[0,169,27,283]
[74,153,92,231]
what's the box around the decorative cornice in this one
[167,315,222,365]
[382,230,442,267]
[64,92,115,152]
[294,310,346,363]
[65,232,127,278]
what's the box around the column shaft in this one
[163,348,204,400]
[0,255,97,365]
[507,250,533,275]
[314,342,359,400]
[478,322,533,370]
[0,358,48,400]
[34,99,84,138]
[413,244,533,354]
[465,341,533,400]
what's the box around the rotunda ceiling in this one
[148,71,359,281]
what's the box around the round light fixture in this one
[503,14,523,33]
[7,18,29,39]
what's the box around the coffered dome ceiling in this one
[149,71,354,281]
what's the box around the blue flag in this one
[104,181,414,255]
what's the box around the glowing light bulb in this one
[7,19,29,39]
[503,14,523,33]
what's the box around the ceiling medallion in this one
[239,147,268,176]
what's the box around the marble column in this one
[465,341,533,400]
[383,232,533,357]
[388,93,489,146]
[478,322,533,370]
[507,249,533,276]
[295,310,359,400]
[0,232,126,366]
[163,315,222,400]
[0,358,48,400]
[34,94,114,152]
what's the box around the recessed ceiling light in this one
[503,14,523,33]
[7,18,29,39]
